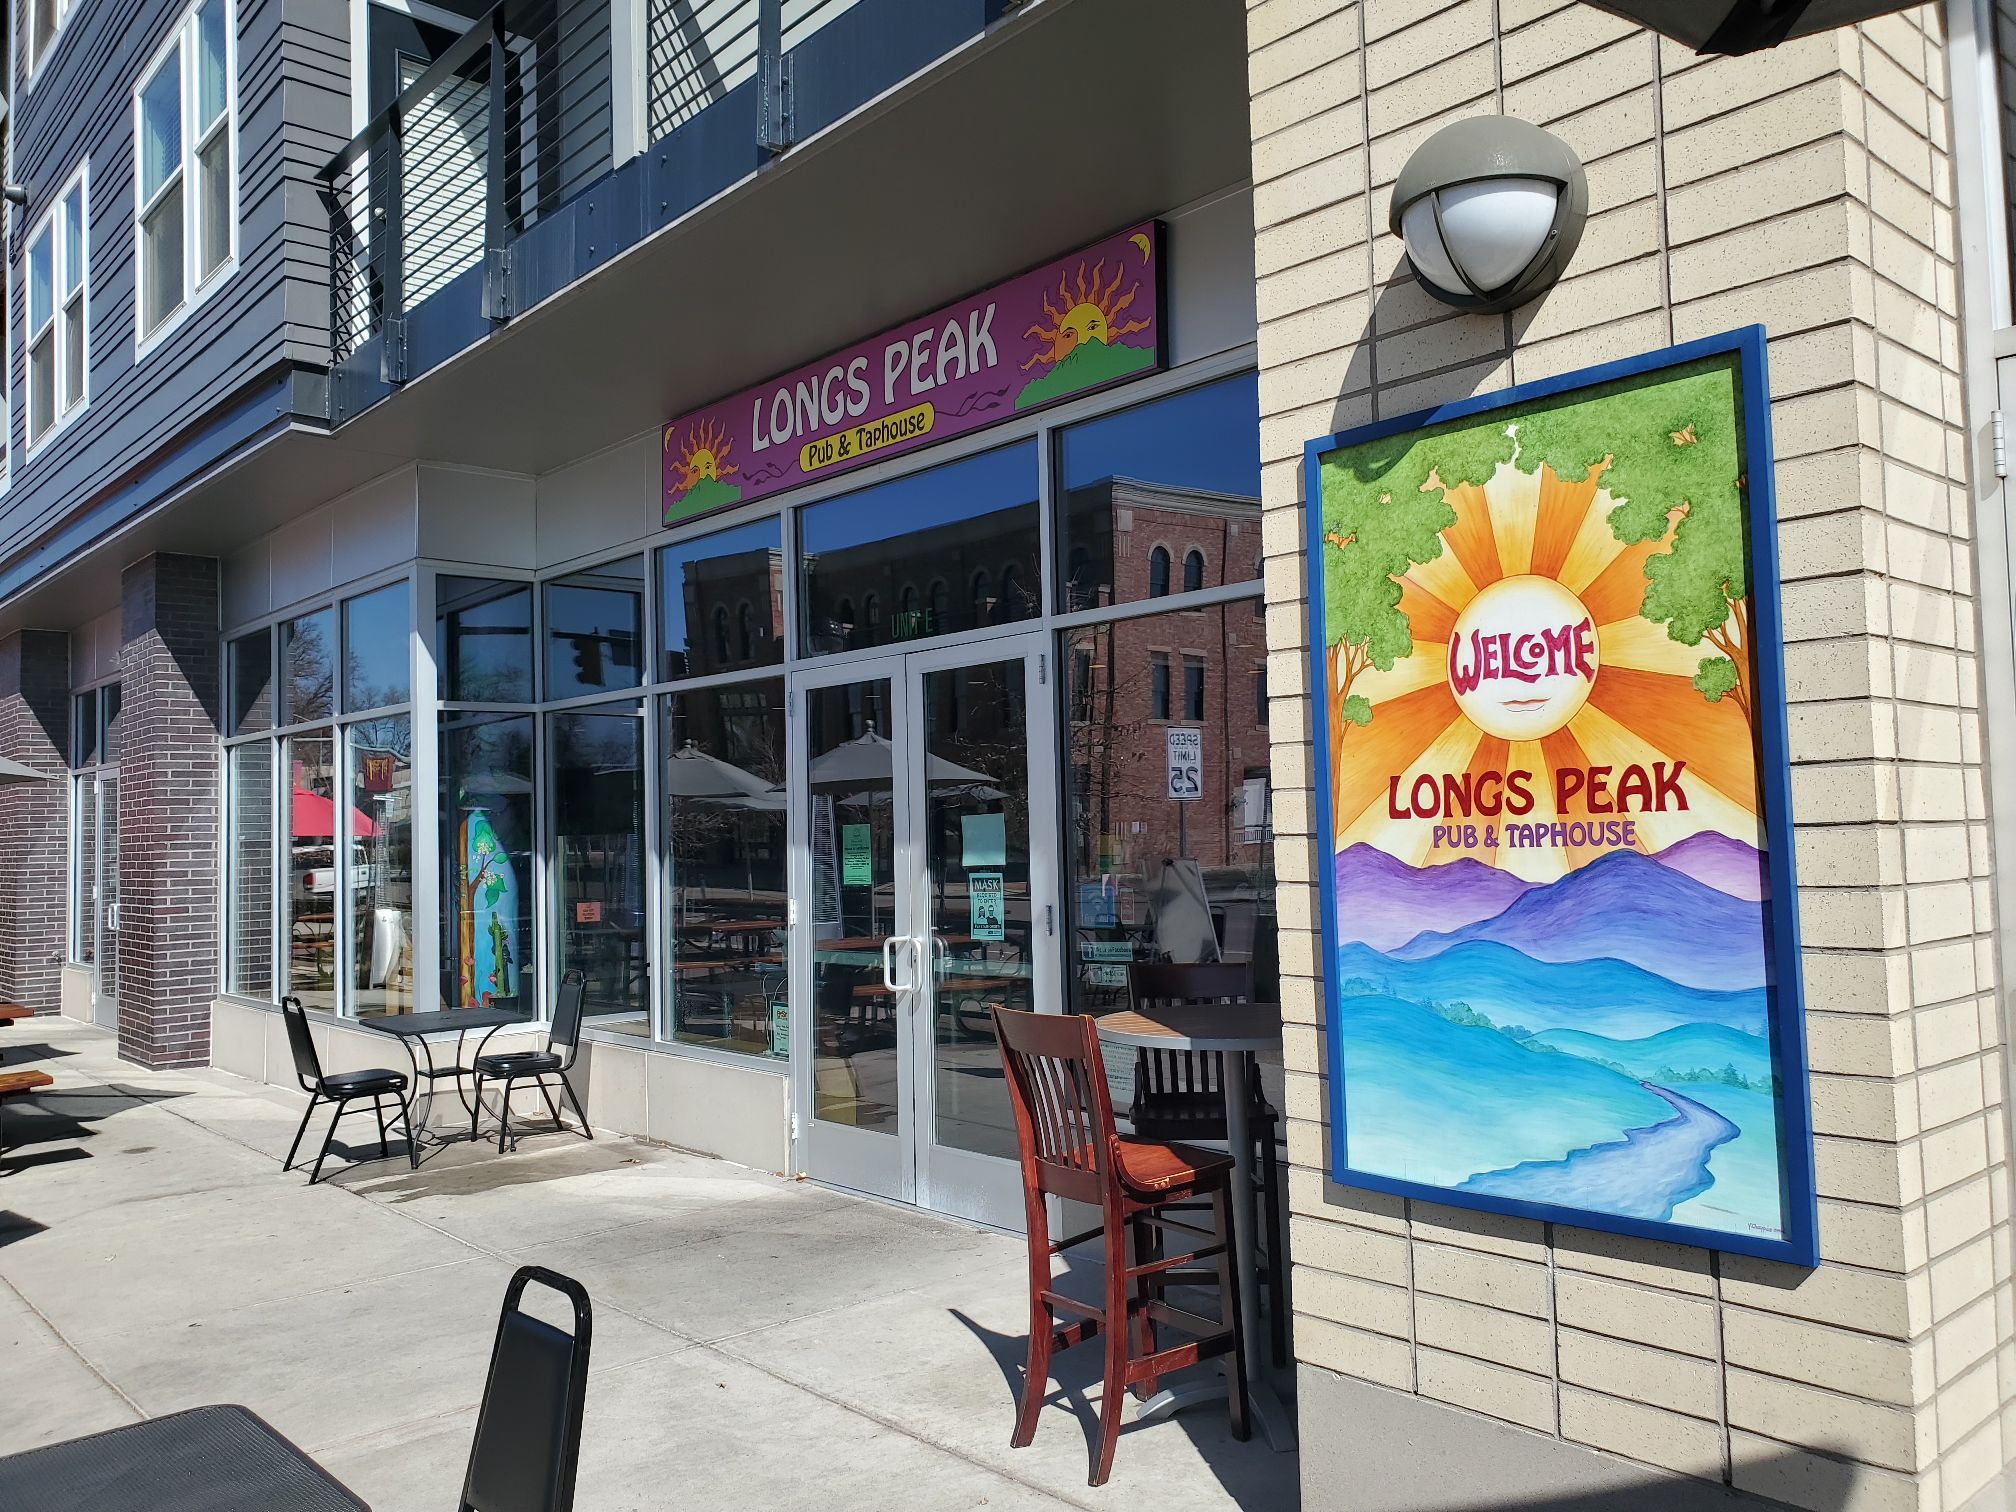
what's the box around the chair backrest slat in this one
[279,997,323,1091]
[992,1008,1119,1208]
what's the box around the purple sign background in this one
[663,221,1165,525]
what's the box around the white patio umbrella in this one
[0,756,51,784]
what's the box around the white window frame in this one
[132,0,238,360]
[21,0,81,85]
[23,161,89,457]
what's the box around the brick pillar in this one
[0,631,69,1014]
[118,553,220,1068]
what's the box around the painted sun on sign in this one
[666,415,743,521]
[1306,330,1816,1268]
[1015,244,1157,410]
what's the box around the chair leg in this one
[557,1071,592,1140]
[373,1095,391,1159]
[1211,1185,1251,1443]
[283,1093,321,1172]
[537,1078,562,1129]
[1127,1214,1160,1401]
[1011,1199,1055,1451]
[1091,1212,1130,1487]
[1260,1123,1289,1368]
[401,1095,420,1169]
[496,1078,515,1153]
[469,1074,484,1144]
[308,1098,346,1185]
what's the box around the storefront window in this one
[346,715,413,1016]
[662,680,787,1057]
[545,556,644,701]
[70,773,95,963]
[1056,372,1261,611]
[226,742,273,998]
[658,519,783,679]
[437,576,533,703]
[100,684,122,762]
[343,582,412,712]
[1061,601,1275,1010]
[230,629,272,734]
[552,703,647,1033]
[799,441,1040,654]
[440,712,535,1014]
[282,729,339,1012]
[280,608,335,725]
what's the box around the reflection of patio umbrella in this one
[808,730,991,790]
[0,756,51,784]
[291,788,378,839]
[665,741,778,804]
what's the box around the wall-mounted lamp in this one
[1390,116,1587,316]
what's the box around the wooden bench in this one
[0,1003,33,1022]
[0,1068,53,1155]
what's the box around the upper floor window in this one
[135,0,236,350]
[26,165,88,449]
[1183,549,1205,593]
[23,0,80,76]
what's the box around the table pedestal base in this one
[1132,1366,1296,1451]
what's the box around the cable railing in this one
[319,0,615,379]
[318,0,858,392]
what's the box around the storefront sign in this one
[1165,727,1202,802]
[662,222,1166,524]
[1304,327,1817,1267]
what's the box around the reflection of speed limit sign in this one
[1166,727,1203,801]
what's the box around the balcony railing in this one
[320,0,628,381]
[317,0,825,388]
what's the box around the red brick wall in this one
[0,630,70,1014]
[118,554,221,1068]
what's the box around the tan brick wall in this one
[1250,4,2011,1508]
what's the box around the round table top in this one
[1095,1001,1281,1053]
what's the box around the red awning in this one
[291,788,378,840]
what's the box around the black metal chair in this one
[460,1266,593,1512]
[279,996,419,1185]
[470,971,593,1152]
[1124,961,1290,1367]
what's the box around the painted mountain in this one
[1336,939,1768,1040]
[1333,843,1536,952]
[1389,849,1768,994]
[1653,832,1768,902]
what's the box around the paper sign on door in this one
[841,824,874,886]
[969,873,1006,942]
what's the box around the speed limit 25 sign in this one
[1165,727,1202,802]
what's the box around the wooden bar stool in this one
[991,1006,1248,1487]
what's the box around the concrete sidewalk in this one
[0,1017,1295,1511]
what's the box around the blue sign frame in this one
[1302,325,1818,1268]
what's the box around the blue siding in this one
[0,0,336,570]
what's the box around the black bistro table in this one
[0,1404,368,1511]
[359,1008,525,1140]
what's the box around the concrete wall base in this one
[210,998,790,1173]
[59,965,92,1023]
[1297,1365,1798,1512]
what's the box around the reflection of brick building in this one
[674,547,787,681]
[1065,478,1269,883]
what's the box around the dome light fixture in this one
[1390,116,1588,316]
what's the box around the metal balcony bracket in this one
[757,0,794,155]
[381,318,409,386]
[484,246,515,323]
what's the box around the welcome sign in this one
[1304,327,1818,1266]
[662,222,1165,524]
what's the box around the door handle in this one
[882,934,904,995]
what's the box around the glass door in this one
[793,631,1060,1229]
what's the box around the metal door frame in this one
[787,629,1060,1225]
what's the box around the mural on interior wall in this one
[1305,327,1818,1267]
[459,808,521,1007]
[661,223,1166,526]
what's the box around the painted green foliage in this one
[1318,355,1753,750]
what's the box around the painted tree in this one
[1319,424,1495,816]
[1514,360,1752,722]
